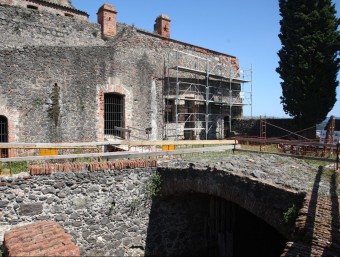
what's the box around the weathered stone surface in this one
[0,2,242,142]
[0,168,156,256]
[0,201,9,208]
[0,154,338,256]
[18,203,43,216]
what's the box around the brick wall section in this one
[281,195,340,256]
[4,220,80,257]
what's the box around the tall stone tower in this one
[97,3,117,40]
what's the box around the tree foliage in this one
[277,0,340,127]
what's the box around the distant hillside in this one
[316,117,340,130]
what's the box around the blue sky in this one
[72,0,340,119]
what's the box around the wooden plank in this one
[0,145,238,163]
[0,141,121,149]
[39,149,58,156]
[121,140,238,146]
[0,151,139,162]
[235,148,335,162]
[236,137,336,149]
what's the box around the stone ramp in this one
[3,220,80,257]
[281,194,340,256]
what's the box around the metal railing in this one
[235,136,339,166]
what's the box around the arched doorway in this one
[0,115,8,157]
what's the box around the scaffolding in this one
[163,50,252,140]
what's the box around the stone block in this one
[18,203,43,216]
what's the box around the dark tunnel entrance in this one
[145,193,287,257]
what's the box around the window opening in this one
[65,13,74,17]
[27,5,38,10]
[0,116,8,157]
[104,93,124,138]
[224,116,230,138]
[164,99,175,123]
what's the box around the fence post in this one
[336,141,339,171]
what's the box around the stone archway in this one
[144,166,306,256]
[145,193,288,256]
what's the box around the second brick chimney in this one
[97,4,117,39]
[154,14,171,38]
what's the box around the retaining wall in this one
[0,168,156,256]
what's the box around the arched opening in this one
[0,115,8,157]
[146,193,287,256]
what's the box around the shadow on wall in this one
[144,193,287,257]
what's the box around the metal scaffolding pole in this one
[175,51,179,140]
[165,50,252,140]
[206,60,209,140]
[229,65,232,135]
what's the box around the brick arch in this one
[158,167,305,238]
[0,107,20,143]
[96,83,132,141]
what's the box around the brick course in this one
[4,220,80,257]
[281,195,340,256]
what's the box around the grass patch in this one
[145,172,161,198]
[181,150,234,161]
[283,204,298,225]
[1,161,29,175]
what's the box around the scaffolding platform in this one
[164,50,252,140]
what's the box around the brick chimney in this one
[97,4,117,39]
[154,14,171,38]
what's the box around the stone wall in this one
[0,163,300,256]
[157,163,305,238]
[0,3,243,142]
[0,46,113,142]
[0,153,329,256]
[232,118,317,139]
[0,168,157,256]
[0,23,243,142]
[0,4,103,48]
[2,0,89,20]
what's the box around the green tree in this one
[277,0,340,127]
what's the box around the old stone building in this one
[0,0,251,145]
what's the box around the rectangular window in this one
[0,116,8,157]
[164,99,175,123]
[104,93,124,138]
[27,5,38,10]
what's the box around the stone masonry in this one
[0,2,243,143]
[0,153,338,256]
